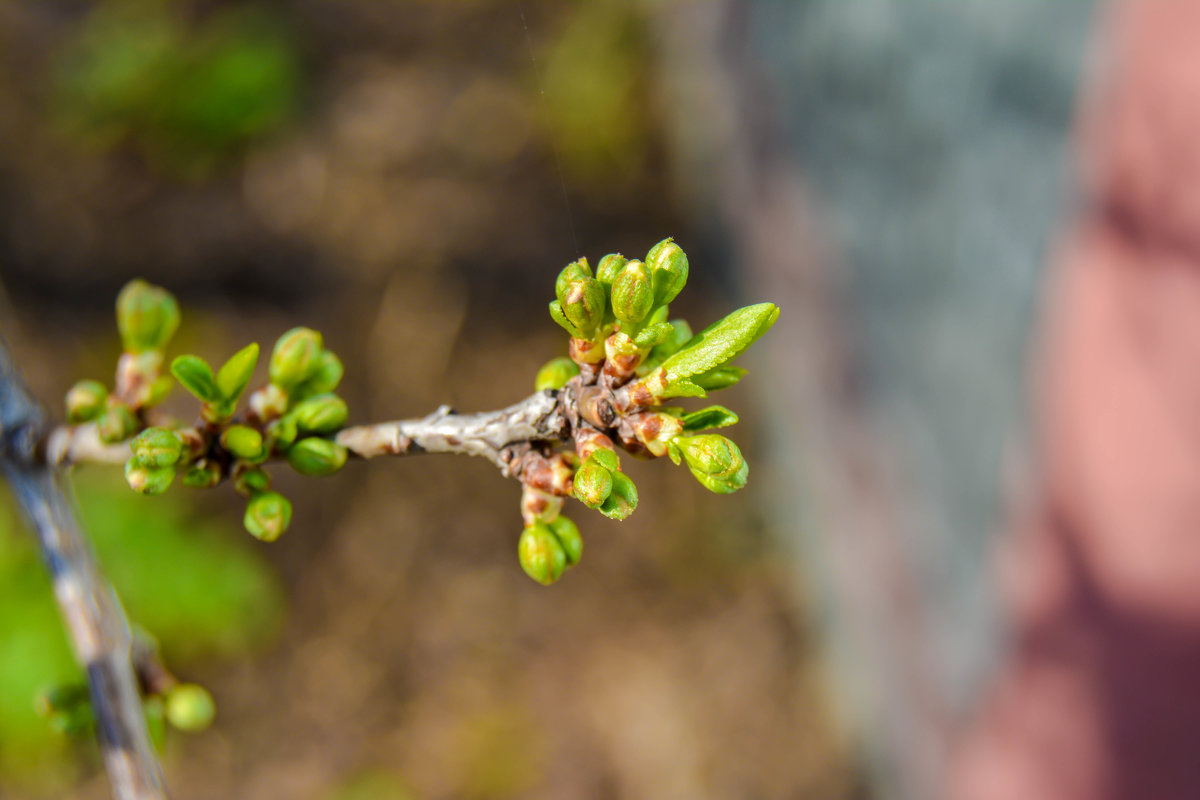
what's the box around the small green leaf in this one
[681,406,739,432]
[632,321,674,350]
[659,303,779,382]
[170,355,220,403]
[215,343,259,402]
[692,366,747,391]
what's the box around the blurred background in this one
[0,1,1105,799]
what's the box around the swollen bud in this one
[182,460,221,488]
[116,279,180,354]
[125,461,175,495]
[673,434,748,494]
[595,253,627,293]
[644,238,689,307]
[286,437,347,476]
[291,393,349,434]
[573,455,613,509]
[66,380,108,424]
[535,356,580,391]
[96,402,139,444]
[269,327,323,389]
[598,471,638,521]
[234,466,271,495]
[555,257,592,297]
[244,490,292,541]
[221,425,266,462]
[130,427,183,468]
[293,349,343,399]
[548,515,583,567]
[165,684,215,732]
[610,259,653,328]
[518,522,567,585]
[557,273,605,338]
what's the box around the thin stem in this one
[0,341,168,800]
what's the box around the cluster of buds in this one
[513,238,778,584]
[36,674,213,743]
[67,280,350,542]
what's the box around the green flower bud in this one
[610,259,653,328]
[292,349,343,400]
[234,467,271,495]
[673,434,748,494]
[556,270,605,338]
[215,343,259,402]
[65,380,108,424]
[116,279,180,354]
[265,415,298,452]
[221,425,266,462]
[598,470,638,520]
[96,403,138,444]
[130,427,183,468]
[182,460,221,488]
[535,356,580,391]
[518,522,567,585]
[644,237,689,307]
[291,393,348,434]
[244,490,292,541]
[554,257,591,298]
[269,327,322,389]
[548,515,582,567]
[573,457,613,509]
[595,253,627,293]
[165,684,215,732]
[125,461,175,495]
[286,437,347,476]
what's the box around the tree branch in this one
[0,339,168,800]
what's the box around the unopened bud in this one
[116,279,180,354]
[522,485,564,525]
[294,349,343,399]
[269,327,322,389]
[674,434,748,494]
[125,461,175,495]
[97,403,138,444]
[221,425,266,462]
[286,437,347,476]
[631,411,684,458]
[234,466,270,496]
[291,393,348,434]
[182,460,221,488]
[644,237,689,307]
[66,380,108,424]
[130,427,183,468]
[265,415,298,452]
[573,456,613,509]
[244,490,292,541]
[557,273,605,338]
[249,383,288,422]
[595,253,627,293]
[610,259,653,328]
[165,684,215,732]
[599,470,638,521]
[518,522,567,585]
[555,258,592,297]
[535,356,580,391]
[548,515,582,566]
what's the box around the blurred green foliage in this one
[0,469,285,789]
[51,0,300,177]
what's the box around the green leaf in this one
[632,321,674,350]
[692,366,747,391]
[170,355,220,403]
[659,303,779,382]
[215,343,259,402]
[681,405,739,432]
